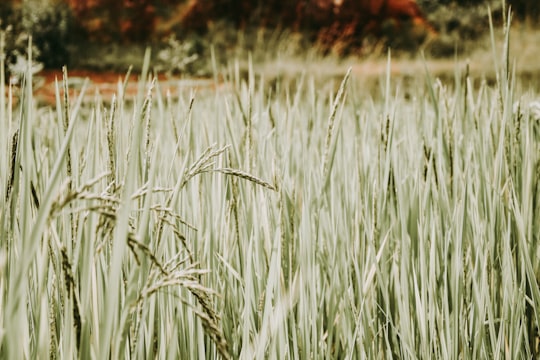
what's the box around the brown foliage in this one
[14,0,435,50]
[176,0,435,51]
[64,0,162,42]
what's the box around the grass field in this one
[1,22,540,358]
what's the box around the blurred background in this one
[0,0,538,77]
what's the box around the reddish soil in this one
[5,69,222,107]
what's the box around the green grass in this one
[1,22,540,358]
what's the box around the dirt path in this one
[5,69,223,107]
[5,45,540,108]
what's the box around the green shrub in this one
[21,0,73,68]
[0,0,73,79]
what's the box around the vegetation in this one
[1,11,540,358]
[1,0,538,75]
[0,0,73,81]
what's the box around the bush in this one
[1,2,37,80]
[21,0,73,68]
[508,0,540,20]
[0,0,73,79]
[423,0,540,20]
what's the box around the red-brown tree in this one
[176,0,436,50]
[19,0,436,49]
